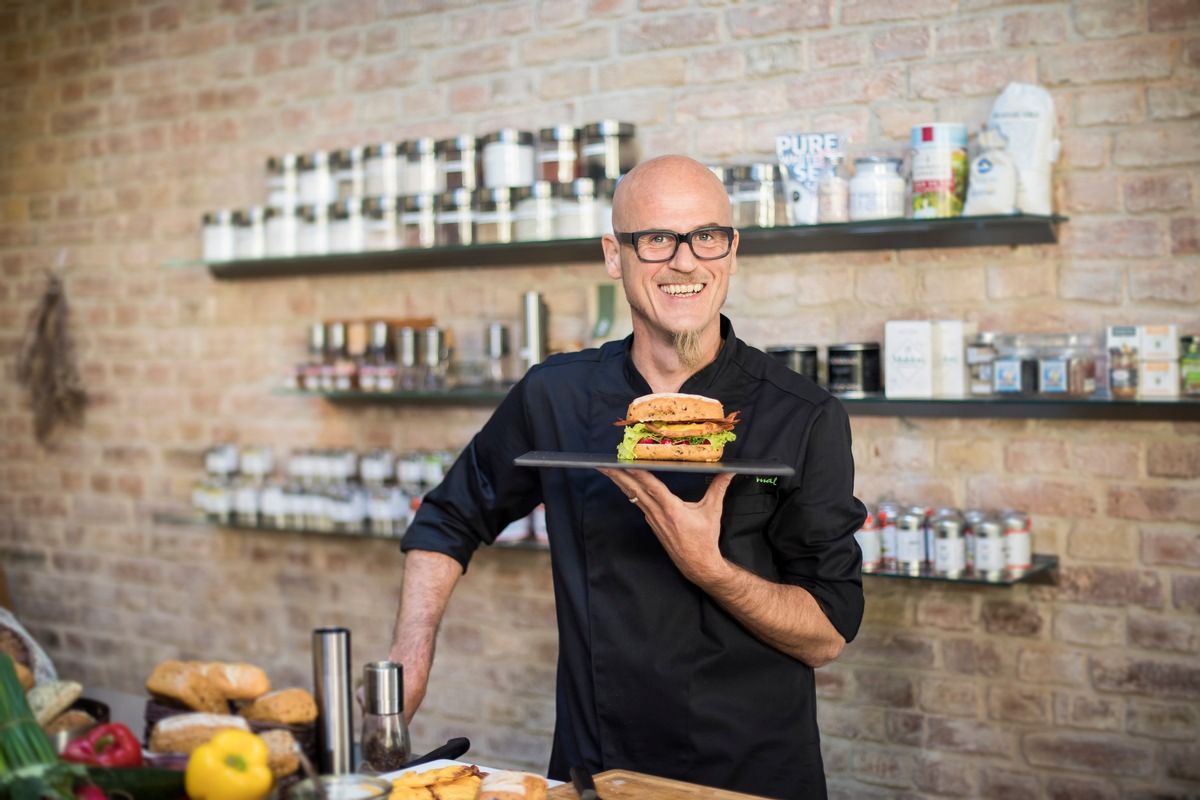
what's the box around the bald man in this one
[391,156,865,799]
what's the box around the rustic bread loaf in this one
[475,770,548,800]
[14,660,33,691]
[187,661,271,701]
[148,712,250,754]
[238,687,317,725]
[145,660,228,714]
[43,708,97,735]
[258,728,300,779]
[27,680,83,726]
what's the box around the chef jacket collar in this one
[621,314,736,394]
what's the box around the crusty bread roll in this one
[258,729,300,779]
[27,680,82,726]
[148,712,249,754]
[625,392,726,424]
[187,661,270,701]
[44,708,97,735]
[238,687,317,725]
[631,441,725,462]
[146,660,228,714]
[475,770,548,800]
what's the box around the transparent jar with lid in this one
[436,188,475,247]
[363,142,401,198]
[514,180,557,242]
[1109,345,1138,398]
[328,198,365,253]
[556,178,598,239]
[401,193,437,249]
[993,335,1038,395]
[582,120,636,180]
[817,156,849,223]
[265,154,299,209]
[439,135,481,191]
[474,186,527,245]
[264,206,298,257]
[202,209,236,262]
[363,196,402,252]
[233,207,266,260]
[849,156,907,221]
[297,203,330,255]
[537,125,581,183]
[1036,333,1071,395]
[298,150,337,207]
[481,129,535,189]
[729,163,784,229]
[332,146,365,200]
[402,137,443,196]
[1066,333,1097,397]
[966,332,998,397]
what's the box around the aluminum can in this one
[855,508,882,572]
[1003,510,1032,573]
[933,514,966,578]
[910,504,936,565]
[962,508,989,571]
[876,501,900,569]
[974,517,1006,580]
[895,511,925,575]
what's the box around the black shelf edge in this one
[840,394,1200,421]
[204,215,1065,280]
[864,554,1058,586]
[274,387,511,406]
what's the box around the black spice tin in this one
[766,345,819,383]
[827,342,882,397]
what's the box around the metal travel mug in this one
[312,626,354,774]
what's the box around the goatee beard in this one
[673,329,705,371]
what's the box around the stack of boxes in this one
[1139,324,1180,399]
[883,320,971,398]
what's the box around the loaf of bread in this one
[258,729,300,779]
[44,708,97,735]
[27,680,82,726]
[146,660,228,714]
[238,687,317,725]
[14,661,33,691]
[187,661,271,702]
[148,712,250,754]
[475,770,548,800]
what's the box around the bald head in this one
[611,155,732,232]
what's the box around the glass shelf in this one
[185,215,1065,280]
[864,554,1058,586]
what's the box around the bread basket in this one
[49,697,110,754]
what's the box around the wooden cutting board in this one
[546,769,772,799]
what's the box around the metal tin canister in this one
[766,345,819,383]
[910,122,968,218]
[933,514,966,578]
[974,517,1006,580]
[855,508,882,572]
[910,504,936,565]
[894,511,925,575]
[827,343,882,397]
[962,508,988,571]
[876,501,900,569]
[1003,510,1032,573]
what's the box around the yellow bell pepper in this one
[185,729,274,800]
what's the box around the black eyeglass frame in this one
[613,226,735,263]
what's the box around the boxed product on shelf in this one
[1140,324,1178,361]
[885,320,934,398]
[1140,360,1180,398]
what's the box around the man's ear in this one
[602,233,622,280]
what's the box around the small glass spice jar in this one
[849,156,907,221]
[402,137,443,196]
[474,186,527,245]
[363,142,402,198]
[514,180,557,242]
[729,163,784,229]
[265,153,299,209]
[299,150,337,207]
[297,203,330,255]
[436,188,475,247]
[401,193,437,249]
[363,196,402,252]
[582,120,636,180]
[202,209,236,262]
[264,206,299,257]
[332,146,365,200]
[537,125,581,183]
[966,332,998,397]
[328,198,365,253]
[1108,345,1138,398]
[556,178,598,239]
[482,129,536,189]
[233,207,266,260]
[439,135,481,191]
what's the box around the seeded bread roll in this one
[149,712,250,754]
[238,687,317,725]
[187,661,271,702]
[27,680,83,726]
[475,770,548,800]
[258,729,300,779]
[145,660,228,714]
[44,708,97,735]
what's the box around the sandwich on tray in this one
[615,392,739,462]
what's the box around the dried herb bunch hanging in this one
[16,272,88,445]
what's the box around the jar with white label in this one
[482,129,535,189]
[299,150,336,207]
[474,186,528,245]
[234,207,266,260]
[439,135,481,191]
[556,178,597,240]
[328,199,365,253]
[436,188,475,247]
[266,154,299,209]
[537,125,581,183]
[265,206,298,257]
[817,157,850,223]
[730,163,784,229]
[202,209,236,262]
[514,181,557,242]
[364,143,401,198]
[402,193,437,249]
[333,146,365,201]
[849,156,906,221]
[402,137,443,196]
[582,120,636,180]
[363,196,401,252]
[297,203,330,255]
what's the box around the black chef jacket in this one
[402,316,865,800]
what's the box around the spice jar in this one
[436,188,474,247]
[439,135,481,191]
[537,125,581,183]
[328,198,365,253]
[297,203,330,255]
[474,186,527,245]
[265,206,299,257]
[481,129,535,189]
[266,153,299,209]
[299,150,337,207]
[202,210,236,262]
[363,196,401,252]
[233,207,266,260]
[401,193,437,249]
[817,156,849,223]
[1182,335,1200,396]
[826,343,882,397]
[1109,345,1138,398]
[730,163,784,229]
[849,156,906,221]
[582,120,636,180]
[514,180,557,242]
[363,143,401,198]
[332,146,365,200]
[359,661,411,775]
[402,137,443,196]
[1066,333,1097,397]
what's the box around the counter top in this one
[546,769,772,799]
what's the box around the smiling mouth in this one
[659,282,704,297]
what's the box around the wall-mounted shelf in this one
[865,554,1058,586]
[187,215,1065,280]
[280,388,1200,422]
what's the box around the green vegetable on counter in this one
[0,654,86,800]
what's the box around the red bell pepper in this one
[61,722,144,768]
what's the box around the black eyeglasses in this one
[614,226,734,263]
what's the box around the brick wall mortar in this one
[2,0,1198,792]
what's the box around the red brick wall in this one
[1,1,1197,794]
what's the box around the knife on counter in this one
[569,765,601,800]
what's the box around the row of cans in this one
[855,503,1032,580]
